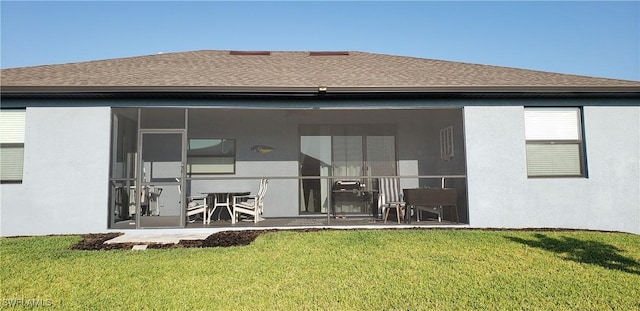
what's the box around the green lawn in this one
[2,230,639,310]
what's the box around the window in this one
[440,125,454,160]
[186,138,236,174]
[0,109,26,183]
[524,108,585,177]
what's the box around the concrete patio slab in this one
[105,232,213,244]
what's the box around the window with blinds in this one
[524,108,585,177]
[0,110,26,183]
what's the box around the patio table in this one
[201,192,250,223]
[402,188,458,224]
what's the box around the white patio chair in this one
[232,179,268,224]
[184,180,207,224]
[186,196,207,224]
[378,178,406,224]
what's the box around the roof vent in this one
[309,51,349,56]
[229,51,271,56]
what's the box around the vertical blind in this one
[332,136,363,177]
[524,108,583,177]
[366,136,396,176]
[0,110,25,182]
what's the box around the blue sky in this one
[1,1,639,81]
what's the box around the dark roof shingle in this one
[2,50,639,92]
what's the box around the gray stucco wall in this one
[464,106,640,234]
[1,107,111,236]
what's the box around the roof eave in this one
[2,85,640,94]
[342,86,640,93]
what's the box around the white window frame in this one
[524,107,585,178]
[0,109,26,183]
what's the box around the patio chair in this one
[232,179,269,224]
[378,178,406,223]
[186,195,208,224]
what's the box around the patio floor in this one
[111,215,462,230]
[108,215,466,244]
[187,216,460,228]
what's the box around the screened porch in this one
[108,107,468,229]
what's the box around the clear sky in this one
[1,1,639,81]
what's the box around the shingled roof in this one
[2,50,639,94]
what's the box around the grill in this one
[333,180,362,192]
[332,180,367,214]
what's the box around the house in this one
[1,50,639,236]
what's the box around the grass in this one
[1,229,639,310]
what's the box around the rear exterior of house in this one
[1,50,639,236]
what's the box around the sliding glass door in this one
[299,125,396,215]
[333,136,363,178]
[366,136,397,177]
[300,136,332,213]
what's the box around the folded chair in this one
[232,179,268,224]
[378,178,406,223]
